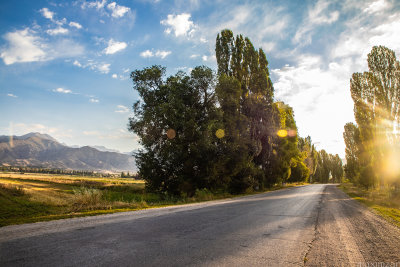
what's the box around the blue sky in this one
[1,0,400,156]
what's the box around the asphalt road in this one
[1,184,399,266]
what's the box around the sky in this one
[1,0,400,156]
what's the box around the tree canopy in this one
[129,29,342,196]
[344,45,400,189]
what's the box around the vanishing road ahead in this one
[1,184,400,266]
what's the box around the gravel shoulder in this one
[306,185,400,266]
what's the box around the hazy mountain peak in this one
[0,132,136,172]
[19,132,57,142]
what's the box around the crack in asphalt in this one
[302,186,325,266]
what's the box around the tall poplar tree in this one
[215,29,280,188]
[346,45,400,188]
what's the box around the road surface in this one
[1,184,399,266]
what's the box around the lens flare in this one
[277,129,287,138]
[166,129,176,139]
[382,149,400,181]
[288,129,297,137]
[216,129,225,139]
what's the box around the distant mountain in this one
[91,145,121,153]
[0,133,136,172]
[0,132,57,143]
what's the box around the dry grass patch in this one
[339,183,400,227]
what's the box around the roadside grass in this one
[339,183,400,227]
[0,172,308,227]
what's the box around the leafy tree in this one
[343,122,362,183]
[216,29,282,188]
[270,102,303,184]
[214,74,257,193]
[330,154,344,183]
[314,150,331,183]
[129,66,219,196]
[130,30,316,196]
[298,136,318,182]
[346,45,400,188]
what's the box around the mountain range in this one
[0,133,136,172]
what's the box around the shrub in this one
[194,188,214,201]
[72,187,105,211]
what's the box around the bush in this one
[194,188,214,201]
[72,187,106,211]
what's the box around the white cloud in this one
[107,2,130,18]
[69,21,82,29]
[71,59,111,74]
[198,3,288,53]
[122,68,129,73]
[81,0,107,10]
[40,7,66,26]
[140,50,153,58]
[53,87,72,94]
[293,0,340,45]
[364,0,389,14]
[0,29,46,65]
[7,93,17,98]
[308,0,339,24]
[161,13,196,37]
[40,8,54,20]
[0,28,84,65]
[89,98,99,103]
[155,50,171,59]
[55,18,67,26]
[112,73,118,79]
[46,27,69,35]
[97,63,110,73]
[202,55,207,61]
[73,60,82,67]
[190,54,199,58]
[260,42,276,53]
[332,9,400,62]
[140,49,171,59]
[115,105,129,113]
[103,39,127,54]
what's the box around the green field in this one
[0,172,159,226]
[339,183,400,227]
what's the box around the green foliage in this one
[270,102,302,184]
[0,166,117,178]
[130,65,221,196]
[343,122,362,183]
[298,136,318,182]
[72,187,105,211]
[313,150,343,183]
[129,30,315,196]
[330,154,344,183]
[344,45,400,189]
[289,161,310,183]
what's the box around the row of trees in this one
[343,46,400,189]
[0,166,118,177]
[129,30,343,196]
